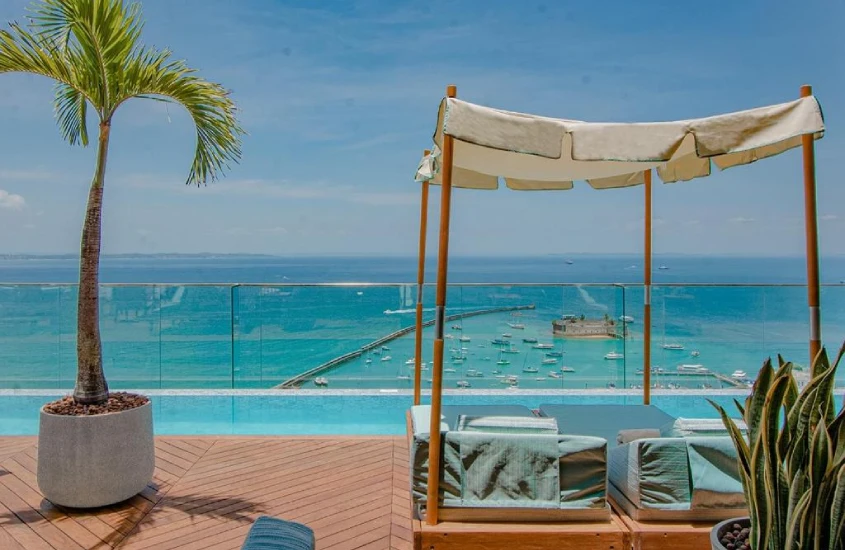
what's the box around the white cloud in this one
[122,174,418,206]
[821,214,838,221]
[23,223,35,229]
[0,190,25,210]
[730,216,756,224]
[683,219,701,226]
[0,169,59,182]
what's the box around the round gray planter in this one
[37,400,155,508]
[711,516,751,550]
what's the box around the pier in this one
[275,304,536,388]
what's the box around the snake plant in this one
[710,343,845,550]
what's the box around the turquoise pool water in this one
[0,390,770,436]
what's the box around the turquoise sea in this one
[1,255,844,391]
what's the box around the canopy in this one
[413,85,824,527]
[415,95,823,189]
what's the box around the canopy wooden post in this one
[413,150,432,406]
[426,85,457,526]
[643,170,653,405]
[800,84,822,363]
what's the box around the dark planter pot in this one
[37,401,155,508]
[711,516,751,550]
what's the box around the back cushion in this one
[659,417,747,438]
[456,415,559,434]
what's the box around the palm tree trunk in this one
[73,122,111,404]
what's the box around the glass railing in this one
[0,283,843,391]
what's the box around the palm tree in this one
[0,0,244,404]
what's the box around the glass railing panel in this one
[98,285,162,389]
[821,285,845,387]
[235,285,409,389]
[0,284,64,388]
[159,285,232,388]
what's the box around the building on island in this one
[552,314,624,339]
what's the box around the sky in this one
[0,0,843,257]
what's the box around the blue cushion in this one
[241,516,315,550]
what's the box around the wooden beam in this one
[426,84,457,525]
[413,149,431,405]
[643,170,652,405]
[800,84,821,363]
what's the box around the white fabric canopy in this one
[415,96,824,190]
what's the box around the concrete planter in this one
[37,401,155,508]
[710,516,751,550]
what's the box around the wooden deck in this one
[0,436,412,550]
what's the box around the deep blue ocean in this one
[0,255,843,391]
[1,254,844,284]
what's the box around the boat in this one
[314,377,329,387]
[549,372,561,379]
[381,346,390,351]
[508,322,526,329]
[691,350,700,357]
[365,358,372,364]
[501,333,512,338]
[522,337,538,344]
[496,359,511,366]
[456,381,471,388]
[444,368,457,373]
[491,339,509,346]
[658,265,669,270]
[444,334,454,339]
[396,375,411,381]
[451,324,462,330]
[459,336,471,342]
[663,343,685,351]
[541,358,558,365]
[533,343,554,350]
[604,352,624,360]
[535,377,547,382]
[451,357,465,364]
[731,370,748,379]
[380,355,392,362]
[545,351,563,358]
[677,364,709,374]
[466,369,484,378]
[481,356,492,361]
[565,260,574,265]
[522,366,539,373]
[619,315,635,323]
[561,366,575,373]
[404,358,415,365]
[501,346,520,354]
[372,349,381,355]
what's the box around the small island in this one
[552,314,625,339]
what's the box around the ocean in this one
[1,255,844,391]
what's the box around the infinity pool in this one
[0,390,766,435]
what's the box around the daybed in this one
[407,404,610,522]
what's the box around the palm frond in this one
[28,0,145,113]
[114,47,244,184]
[54,82,89,146]
[0,21,74,84]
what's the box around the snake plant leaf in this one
[748,359,775,438]
[786,491,811,550]
[831,465,845,550]
[762,373,792,548]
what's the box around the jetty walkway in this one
[275,304,535,388]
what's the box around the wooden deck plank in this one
[0,435,640,550]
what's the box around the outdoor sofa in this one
[408,404,610,522]
[538,404,747,521]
